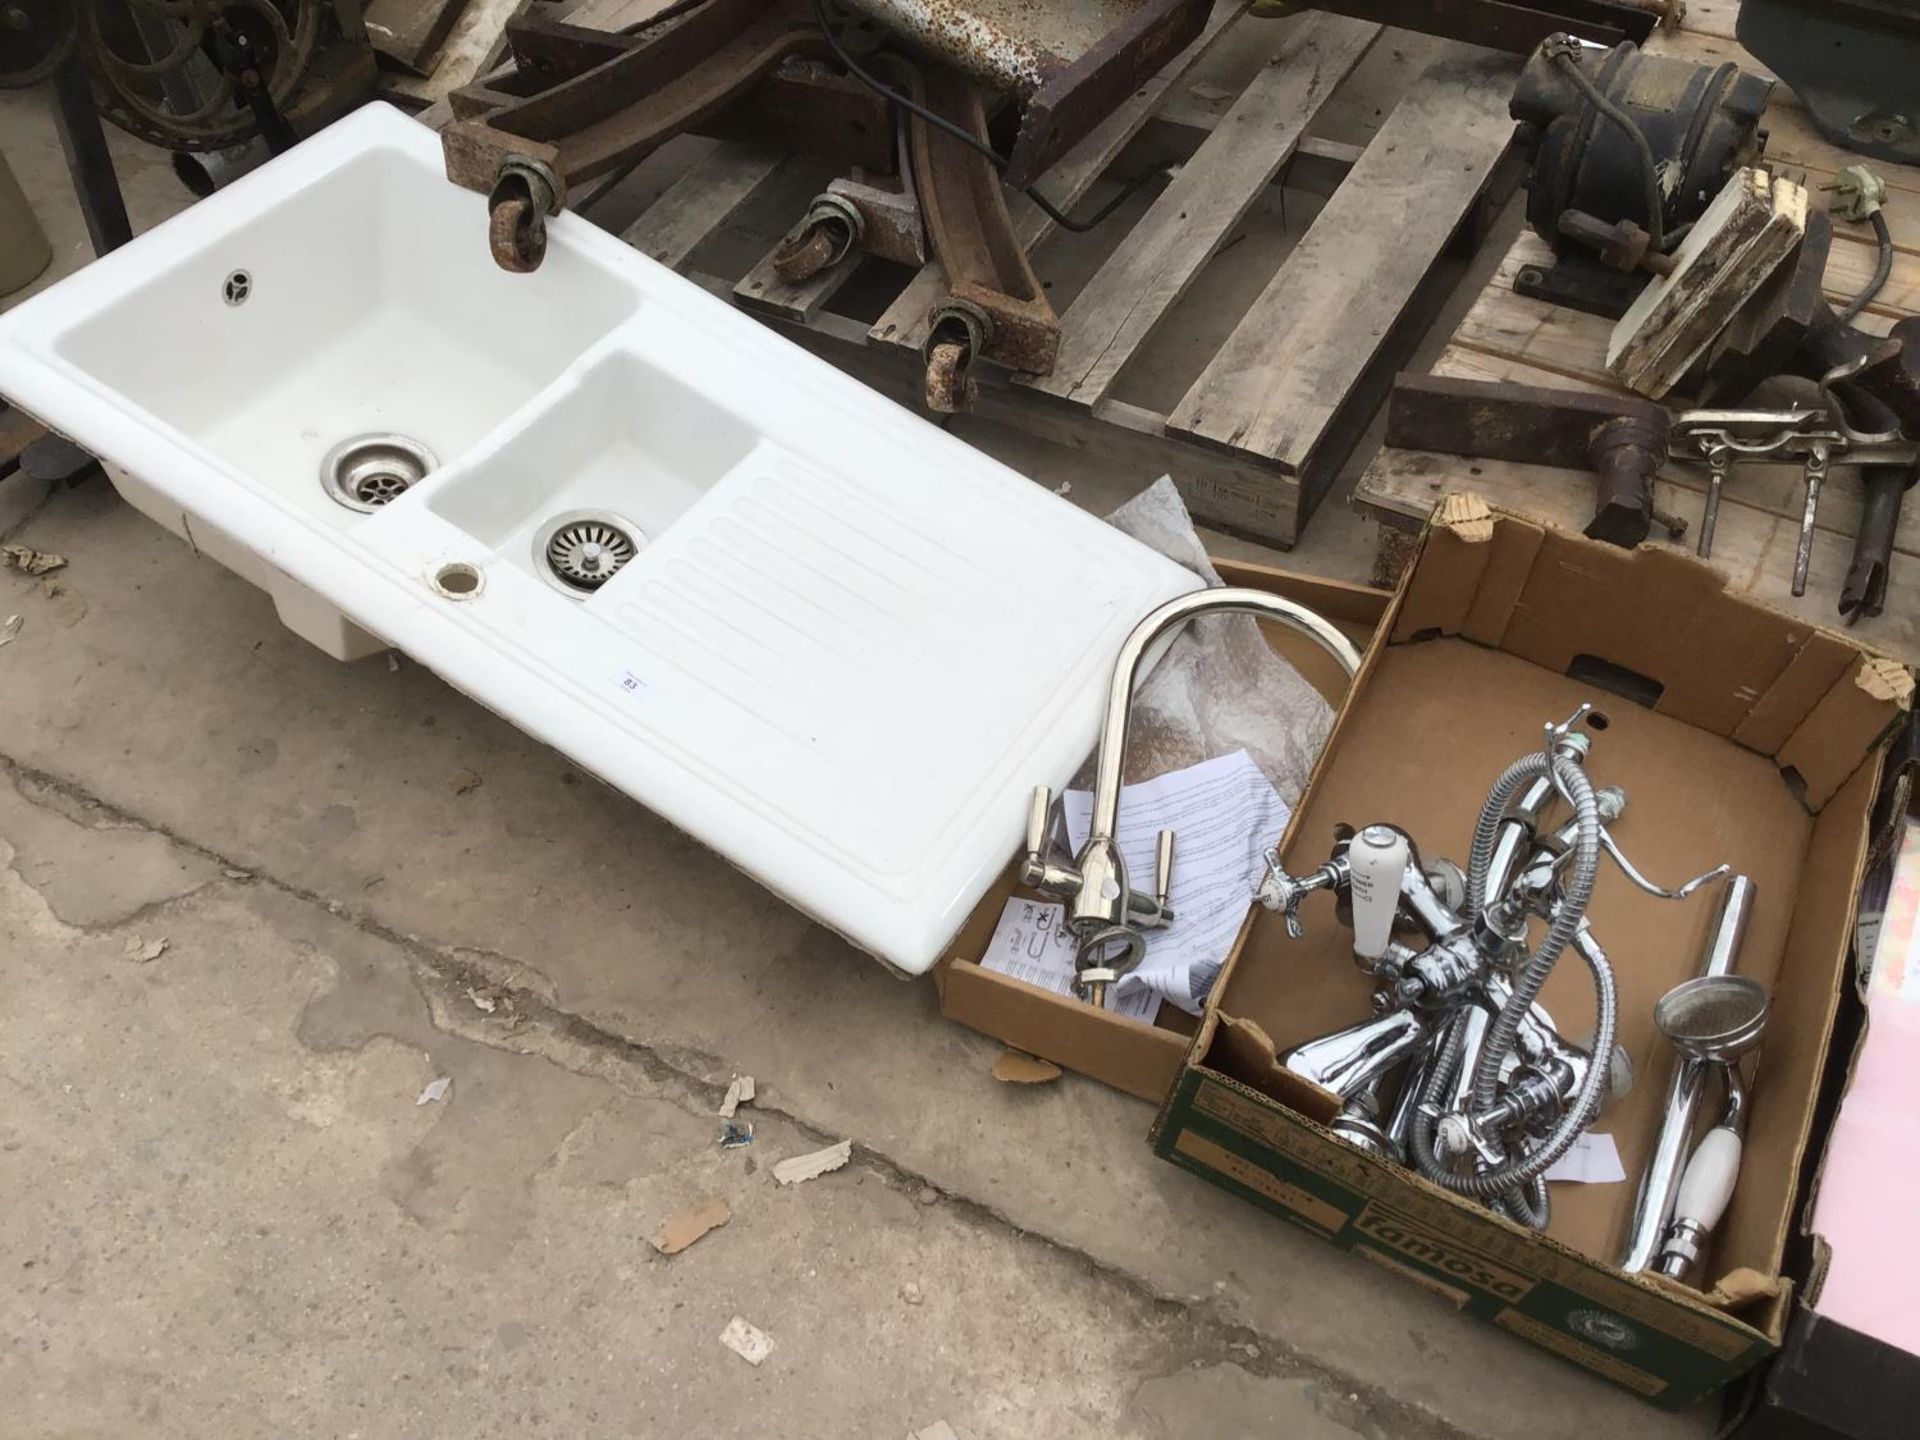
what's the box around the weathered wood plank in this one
[1167,51,1519,477]
[365,0,466,76]
[1018,14,1379,409]
[618,142,783,270]
[1356,453,1920,653]
[1447,236,1897,392]
[1372,351,1920,555]
[731,298,1308,544]
[868,0,1252,355]
[412,0,684,127]
[383,0,531,108]
[732,234,857,324]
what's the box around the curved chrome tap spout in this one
[1022,587,1364,1003]
[1086,589,1364,841]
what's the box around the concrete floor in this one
[1,72,1714,1440]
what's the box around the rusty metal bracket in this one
[1387,373,1683,547]
[443,0,890,270]
[773,69,926,284]
[839,0,1215,191]
[913,65,1058,413]
[1003,0,1215,190]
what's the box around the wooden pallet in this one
[1354,0,1920,659]
[485,1,1522,547]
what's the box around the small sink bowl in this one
[0,104,1203,977]
[428,348,759,593]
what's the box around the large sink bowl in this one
[0,103,1202,977]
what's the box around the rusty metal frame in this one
[773,82,927,284]
[837,0,1215,190]
[1003,0,1213,189]
[913,64,1058,412]
[442,0,892,269]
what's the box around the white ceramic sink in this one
[0,103,1202,976]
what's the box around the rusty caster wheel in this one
[924,339,976,415]
[771,225,839,285]
[489,192,547,274]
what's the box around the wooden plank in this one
[730,152,878,324]
[619,142,783,270]
[1167,50,1519,479]
[412,0,683,127]
[733,229,857,324]
[1018,14,1379,408]
[383,0,531,108]
[365,0,467,76]
[1447,238,1898,393]
[1370,360,1920,556]
[868,0,1252,355]
[563,0,683,26]
[1355,450,1920,653]
[738,23,1364,328]
[722,297,1308,544]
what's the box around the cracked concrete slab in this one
[0,820,1454,1440]
[0,773,218,927]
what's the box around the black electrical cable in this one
[1838,210,1894,325]
[1552,45,1667,254]
[809,0,1160,233]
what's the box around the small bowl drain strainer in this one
[321,433,438,514]
[535,510,644,596]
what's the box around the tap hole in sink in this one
[321,433,438,513]
[433,562,484,599]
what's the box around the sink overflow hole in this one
[223,270,252,305]
[320,433,439,514]
[535,511,643,596]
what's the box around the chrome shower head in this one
[1654,974,1769,1064]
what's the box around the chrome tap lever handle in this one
[1152,829,1176,924]
[1018,786,1081,898]
[1793,442,1829,599]
[1699,444,1731,558]
[1257,848,1343,940]
[1022,785,1050,875]
[1545,703,1594,752]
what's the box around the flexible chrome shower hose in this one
[1408,746,1616,1217]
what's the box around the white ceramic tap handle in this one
[1349,826,1410,962]
[1673,1125,1742,1234]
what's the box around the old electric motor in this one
[1511,38,1775,252]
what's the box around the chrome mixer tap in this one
[1020,588,1362,1007]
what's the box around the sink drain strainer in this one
[320,433,438,513]
[535,510,643,596]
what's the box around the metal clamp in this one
[1672,400,1919,596]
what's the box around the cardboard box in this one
[1151,497,1912,1406]
[935,556,1389,1102]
